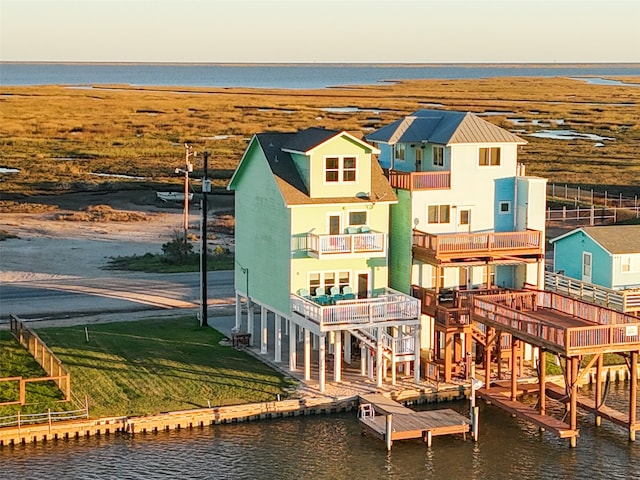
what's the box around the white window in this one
[433,145,444,167]
[308,271,351,295]
[428,204,450,224]
[621,255,640,273]
[325,156,357,183]
[395,144,405,161]
[499,201,511,214]
[479,147,501,166]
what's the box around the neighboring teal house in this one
[228,127,421,392]
[548,225,640,315]
[366,109,547,381]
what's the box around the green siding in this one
[232,146,292,314]
[389,190,412,293]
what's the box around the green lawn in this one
[33,317,295,418]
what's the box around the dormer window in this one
[325,156,357,183]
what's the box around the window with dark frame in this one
[433,145,444,167]
[428,204,450,224]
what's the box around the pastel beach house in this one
[547,225,640,315]
[228,127,421,392]
[366,109,548,381]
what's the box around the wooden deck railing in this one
[545,271,640,313]
[472,290,640,355]
[413,229,543,260]
[291,289,420,331]
[307,232,386,257]
[9,315,71,401]
[388,170,451,192]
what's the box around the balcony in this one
[307,231,386,258]
[413,229,543,263]
[291,288,420,332]
[388,170,450,192]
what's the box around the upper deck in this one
[472,290,640,356]
[413,229,544,263]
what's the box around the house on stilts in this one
[228,127,421,393]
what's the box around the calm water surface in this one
[2,385,639,480]
[1,63,639,89]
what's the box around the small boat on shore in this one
[156,191,193,202]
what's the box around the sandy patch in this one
[0,191,234,282]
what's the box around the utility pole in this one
[200,151,210,327]
[178,144,196,243]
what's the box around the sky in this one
[1,0,639,63]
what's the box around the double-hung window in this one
[479,147,501,166]
[428,204,450,224]
[433,145,444,167]
[395,144,405,161]
[325,156,357,183]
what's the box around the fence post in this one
[563,206,566,221]
[20,378,25,405]
[619,193,623,208]
[577,186,581,203]
[48,409,52,433]
[604,191,607,207]
[564,184,568,199]
[590,205,595,225]
[591,189,594,205]
[614,206,617,223]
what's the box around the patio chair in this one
[346,226,358,234]
[314,287,330,305]
[359,225,371,234]
[330,286,343,303]
[298,288,311,300]
[342,286,356,300]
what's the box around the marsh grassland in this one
[1,76,639,196]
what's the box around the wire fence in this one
[0,404,89,429]
[547,184,640,225]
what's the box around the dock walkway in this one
[358,393,470,450]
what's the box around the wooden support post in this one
[289,322,297,371]
[334,330,342,383]
[539,350,546,421]
[484,331,492,391]
[361,344,366,376]
[260,306,267,354]
[444,331,453,383]
[472,406,479,441]
[426,430,433,447]
[274,314,282,363]
[570,356,579,448]
[630,351,638,442]
[318,335,326,393]
[385,414,393,451]
[595,353,603,427]
[511,339,519,402]
[497,332,503,380]
[304,329,311,381]
[376,328,383,388]
[344,331,351,364]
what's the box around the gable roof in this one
[550,225,640,254]
[365,109,525,146]
[230,128,396,207]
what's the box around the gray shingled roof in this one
[582,225,640,254]
[255,129,396,207]
[365,109,525,145]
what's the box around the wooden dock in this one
[477,387,578,440]
[546,383,640,435]
[358,393,470,450]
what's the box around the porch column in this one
[484,328,494,390]
[234,293,242,330]
[344,331,352,364]
[595,353,603,427]
[319,334,326,393]
[360,343,366,376]
[537,257,545,289]
[334,330,342,383]
[289,321,297,371]
[497,332,503,380]
[247,302,255,346]
[391,327,397,386]
[630,351,638,441]
[274,314,282,363]
[414,325,421,384]
[260,306,268,354]
[304,329,311,381]
[368,347,375,381]
[376,327,383,388]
